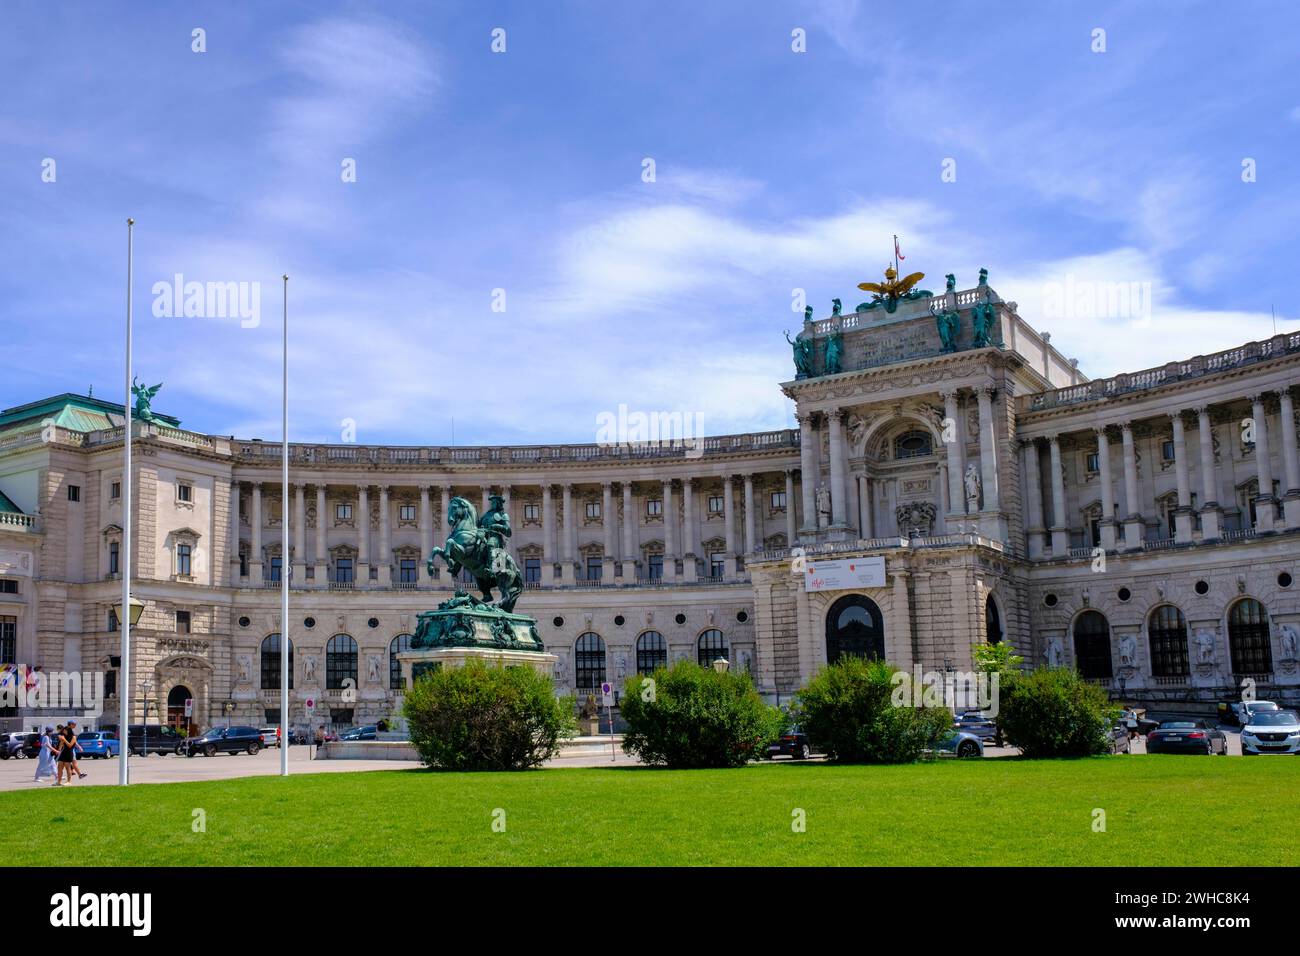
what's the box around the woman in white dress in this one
[33,725,57,784]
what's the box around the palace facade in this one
[2,274,1298,730]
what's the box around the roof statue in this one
[130,377,162,423]
[855,264,932,314]
[971,267,996,348]
[785,328,813,378]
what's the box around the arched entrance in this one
[166,685,192,730]
[825,594,885,663]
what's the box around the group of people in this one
[33,721,88,786]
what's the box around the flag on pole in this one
[894,235,905,261]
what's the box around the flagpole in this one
[280,274,290,776]
[119,218,134,787]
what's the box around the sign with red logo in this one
[804,556,886,592]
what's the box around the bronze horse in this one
[427,496,524,613]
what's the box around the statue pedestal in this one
[398,646,558,689]
[397,597,556,689]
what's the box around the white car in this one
[1230,699,1279,725]
[257,726,282,748]
[1241,709,1300,755]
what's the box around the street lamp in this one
[119,217,136,787]
[111,597,145,629]
[712,657,731,674]
[139,680,153,730]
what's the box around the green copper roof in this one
[0,393,179,432]
[0,490,21,515]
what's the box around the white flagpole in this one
[119,218,134,787]
[280,274,290,776]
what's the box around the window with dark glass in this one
[67,485,80,502]
[697,628,728,668]
[1161,440,1176,462]
[646,498,662,517]
[825,595,884,662]
[525,558,541,583]
[176,610,191,634]
[108,609,118,632]
[707,495,723,513]
[985,595,1002,645]
[1085,452,1100,473]
[260,633,294,690]
[1228,598,1272,675]
[1073,610,1112,679]
[399,504,416,521]
[110,480,121,499]
[1148,605,1189,677]
[709,552,725,578]
[0,579,16,594]
[636,631,666,675]
[585,556,602,581]
[390,633,413,689]
[239,551,248,577]
[586,501,601,519]
[108,541,119,575]
[574,633,605,690]
[523,503,539,521]
[176,544,192,576]
[647,554,663,580]
[335,557,353,584]
[0,617,15,664]
[770,491,786,509]
[894,430,933,460]
[326,634,358,689]
[177,483,193,503]
[269,556,282,582]
[336,503,353,521]
[399,559,418,583]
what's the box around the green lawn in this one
[3,756,1296,866]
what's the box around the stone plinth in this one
[397,646,558,689]
[397,596,557,689]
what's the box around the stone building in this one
[2,272,1298,730]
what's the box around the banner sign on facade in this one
[804,555,886,592]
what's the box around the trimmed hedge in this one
[402,659,576,771]
[997,666,1118,758]
[795,657,953,763]
[620,660,784,768]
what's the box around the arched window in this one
[697,629,728,668]
[825,594,885,663]
[636,631,667,675]
[574,633,605,691]
[1228,599,1272,675]
[894,429,933,460]
[260,633,294,690]
[1073,611,1112,679]
[1147,606,1189,677]
[985,594,1003,645]
[389,633,413,690]
[326,633,358,689]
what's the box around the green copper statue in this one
[130,377,162,423]
[785,329,813,378]
[831,298,842,318]
[935,273,961,352]
[971,267,996,348]
[824,323,844,374]
[428,496,524,613]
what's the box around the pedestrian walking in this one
[65,720,87,779]
[33,725,57,784]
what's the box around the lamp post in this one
[118,217,135,786]
[280,274,289,776]
[140,679,153,731]
[712,657,731,674]
[110,597,143,782]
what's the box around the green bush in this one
[620,660,784,768]
[997,666,1118,758]
[795,657,952,763]
[401,659,576,771]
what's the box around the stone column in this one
[1047,435,1068,555]
[1277,389,1300,529]
[860,476,874,538]
[541,484,556,583]
[662,479,677,581]
[621,482,637,579]
[976,387,1000,511]
[419,484,434,584]
[1120,422,1143,549]
[723,475,738,578]
[1170,412,1194,541]
[561,484,576,583]
[828,411,848,528]
[742,474,756,554]
[292,484,306,583]
[1023,440,1046,558]
[1095,429,1117,551]
[250,482,263,581]
[783,470,796,545]
[682,478,698,582]
[314,484,328,585]
[1251,394,1275,532]
[229,480,242,585]
[1196,407,1221,540]
[356,484,370,582]
[797,413,817,534]
[377,485,391,586]
[601,482,615,581]
[942,390,966,518]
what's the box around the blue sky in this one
[2,0,1297,445]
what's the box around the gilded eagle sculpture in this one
[855,265,933,314]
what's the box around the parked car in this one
[20,733,42,758]
[76,730,120,759]
[1107,722,1132,754]
[954,711,998,742]
[124,724,187,756]
[1222,699,1278,726]
[1240,709,1300,755]
[183,725,265,757]
[1146,719,1228,755]
[933,730,984,758]
[0,732,28,759]
[1119,708,1159,738]
[258,726,283,748]
[289,729,309,746]
[766,726,812,759]
[340,725,378,742]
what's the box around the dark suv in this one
[108,724,187,756]
[183,726,265,757]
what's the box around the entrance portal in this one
[166,684,192,731]
[825,594,885,663]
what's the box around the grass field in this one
[2,756,1296,866]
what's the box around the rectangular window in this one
[0,617,15,664]
[239,552,249,577]
[646,498,663,517]
[399,504,416,522]
[708,495,724,514]
[176,610,191,634]
[67,485,80,502]
[336,503,353,521]
[585,556,602,581]
[268,557,282,582]
[335,557,353,583]
[1161,440,1176,462]
[523,503,539,521]
[176,544,192,576]
[710,552,725,578]
[177,482,193,503]
[110,480,121,500]
[399,559,418,583]
[770,491,787,510]
[329,709,354,727]
[647,554,663,580]
[524,558,541,583]
[108,541,120,575]
[1085,452,1099,473]
[0,579,17,594]
[585,501,601,520]
[108,609,118,632]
